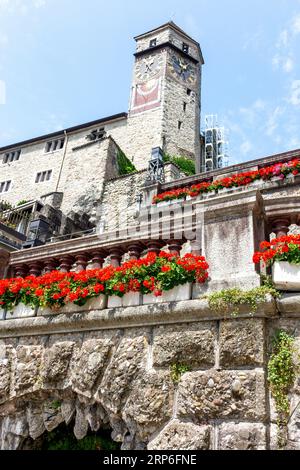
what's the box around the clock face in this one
[170,55,196,84]
[135,56,162,82]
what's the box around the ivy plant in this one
[206,286,280,316]
[117,149,136,175]
[170,363,191,383]
[268,330,296,448]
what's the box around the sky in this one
[0,0,300,165]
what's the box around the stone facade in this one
[0,21,203,222]
[0,295,299,450]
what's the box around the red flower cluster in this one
[253,234,300,266]
[153,157,300,204]
[0,251,209,311]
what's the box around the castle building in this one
[0,22,203,224]
[0,23,300,451]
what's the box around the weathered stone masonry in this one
[0,295,300,450]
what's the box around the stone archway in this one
[0,329,174,450]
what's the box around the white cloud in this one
[291,14,300,34]
[240,140,252,155]
[283,57,294,73]
[272,12,300,73]
[265,106,284,136]
[288,80,300,106]
[0,0,46,14]
[239,99,266,126]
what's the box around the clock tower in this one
[126,22,204,172]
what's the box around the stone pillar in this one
[190,240,202,256]
[0,249,10,279]
[128,244,144,260]
[14,264,28,278]
[43,258,59,273]
[109,249,123,267]
[167,240,183,256]
[74,253,89,272]
[58,255,74,273]
[28,262,43,277]
[146,241,164,255]
[90,251,106,269]
[270,217,291,238]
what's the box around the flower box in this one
[39,295,107,316]
[107,296,122,308]
[156,200,172,208]
[61,295,107,314]
[122,292,142,307]
[251,179,265,188]
[0,308,5,320]
[272,261,300,291]
[143,283,192,305]
[6,304,37,320]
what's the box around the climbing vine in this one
[170,363,191,383]
[206,286,280,316]
[117,149,136,175]
[268,330,296,448]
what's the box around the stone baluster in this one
[58,255,75,273]
[14,264,28,278]
[109,249,123,267]
[146,241,164,255]
[128,244,144,260]
[43,258,59,273]
[90,251,106,269]
[168,240,183,256]
[74,253,89,272]
[190,240,202,256]
[271,217,291,238]
[28,262,43,277]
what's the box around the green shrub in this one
[206,286,280,316]
[117,149,136,175]
[163,153,195,176]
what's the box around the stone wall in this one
[0,295,299,450]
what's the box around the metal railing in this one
[0,200,32,235]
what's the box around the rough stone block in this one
[72,338,112,397]
[219,318,265,367]
[14,345,43,394]
[218,422,266,450]
[42,341,75,384]
[98,331,147,414]
[152,322,216,368]
[123,370,174,442]
[0,344,11,403]
[177,370,266,421]
[148,420,211,450]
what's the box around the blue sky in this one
[0,0,300,165]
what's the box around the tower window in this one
[178,121,183,130]
[182,42,189,54]
[187,88,192,96]
[35,170,52,183]
[149,38,157,48]
[183,102,187,112]
[45,138,65,153]
[3,150,21,164]
[0,180,11,193]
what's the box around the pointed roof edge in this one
[134,21,200,47]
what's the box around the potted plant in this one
[253,234,300,291]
